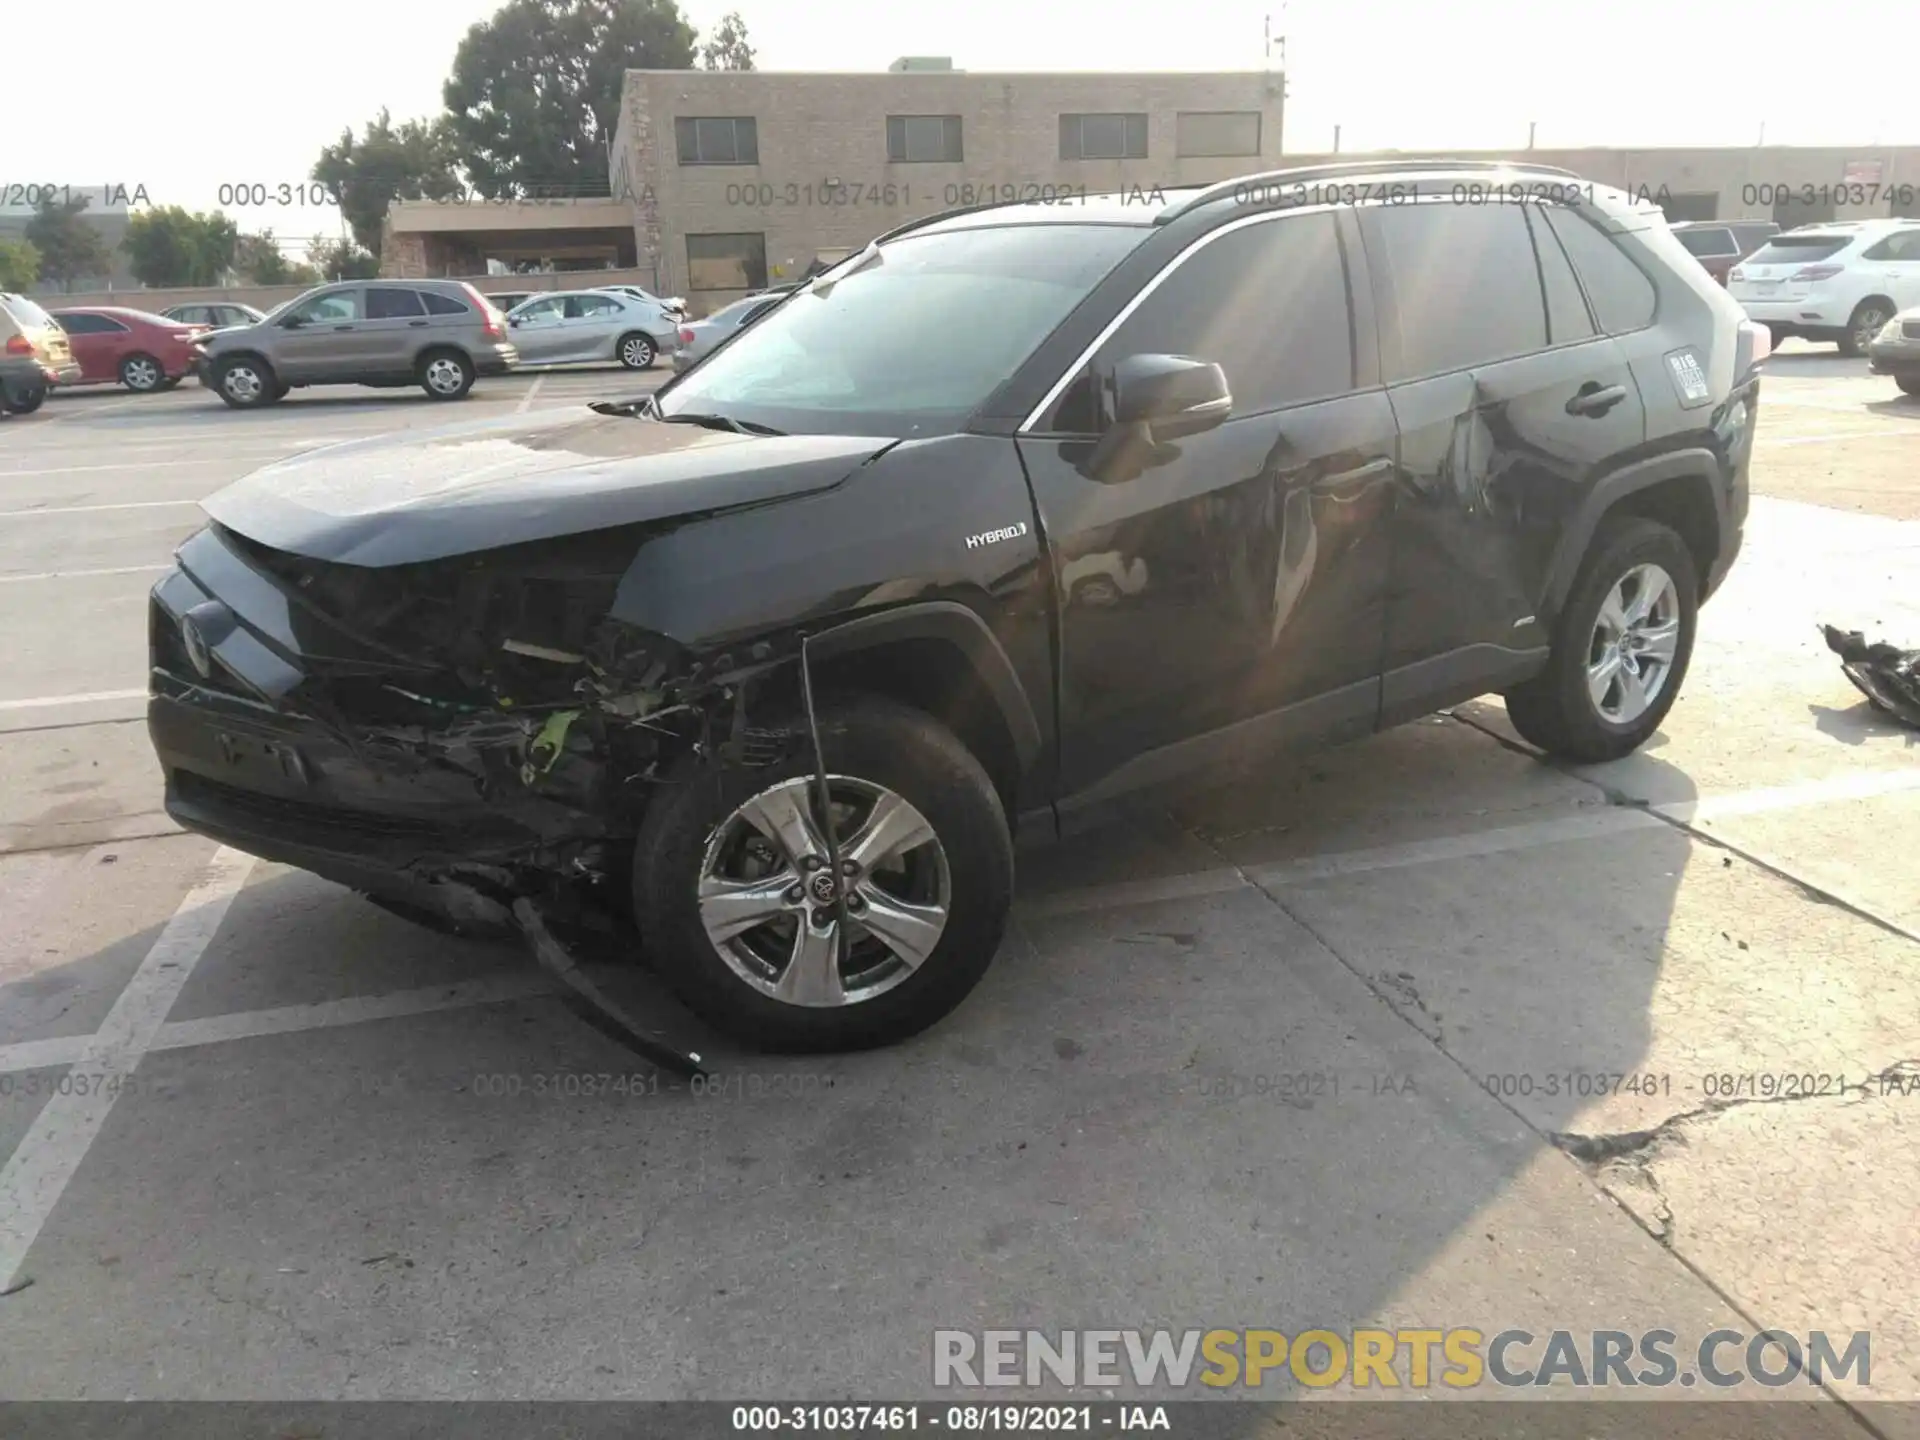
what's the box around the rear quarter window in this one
[1541,206,1657,334]
[421,292,470,315]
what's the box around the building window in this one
[1175,111,1262,158]
[886,115,963,164]
[687,232,768,291]
[1060,113,1148,161]
[675,117,759,166]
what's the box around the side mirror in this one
[1106,354,1231,443]
[280,314,307,330]
[508,316,522,327]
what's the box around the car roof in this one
[51,305,168,321]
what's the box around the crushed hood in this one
[201,406,893,566]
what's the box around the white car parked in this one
[592,284,688,319]
[1728,219,1920,355]
[504,289,677,369]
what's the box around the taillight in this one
[4,334,31,356]
[459,282,506,338]
[1790,264,1843,282]
[678,327,695,345]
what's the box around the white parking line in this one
[0,846,254,1289]
[0,688,148,712]
[0,459,218,479]
[0,564,170,585]
[516,375,546,414]
[0,499,201,517]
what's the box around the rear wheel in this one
[633,696,1012,1052]
[617,332,656,370]
[1840,300,1894,357]
[1502,517,1699,763]
[0,380,46,414]
[119,353,165,393]
[419,348,474,400]
[1897,376,1920,396]
[213,356,277,409]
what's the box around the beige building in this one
[607,61,1286,306]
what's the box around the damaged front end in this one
[149,520,800,930]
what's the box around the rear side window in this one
[1743,235,1851,265]
[366,289,426,319]
[1073,212,1356,423]
[421,291,470,315]
[54,312,129,335]
[1675,227,1736,257]
[1540,207,1657,334]
[1861,230,1920,261]
[1368,202,1545,377]
[1525,206,1597,345]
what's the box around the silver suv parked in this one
[194,280,518,408]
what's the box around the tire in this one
[155,376,181,392]
[119,352,165,393]
[1502,516,1699,764]
[617,332,657,370]
[213,355,277,409]
[1767,325,1793,352]
[1897,376,1920,396]
[0,380,47,414]
[418,348,474,400]
[633,696,1013,1052]
[1839,299,1894,358]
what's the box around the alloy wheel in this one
[1586,562,1680,725]
[696,775,951,1008]
[222,365,263,403]
[424,357,466,395]
[123,358,161,391]
[621,336,654,368]
[1852,306,1892,354]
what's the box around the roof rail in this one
[1157,158,1587,223]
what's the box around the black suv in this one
[148,162,1762,1052]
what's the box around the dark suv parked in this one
[147,162,1762,1052]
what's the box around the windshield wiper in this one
[657,411,786,436]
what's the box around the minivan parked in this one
[192,279,519,407]
[148,162,1762,1052]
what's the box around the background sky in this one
[10,0,1919,255]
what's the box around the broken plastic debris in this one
[1821,623,1920,730]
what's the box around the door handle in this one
[1566,382,1627,417]
[332,325,355,332]
[408,320,429,328]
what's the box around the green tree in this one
[306,238,381,281]
[443,0,697,200]
[24,195,111,291]
[312,109,463,256]
[699,11,755,70]
[235,232,318,286]
[0,238,39,290]
[122,207,240,287]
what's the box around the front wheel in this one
[617,332,656,369]
[213,356,277,408]
[419,349,475,400]
[1502,517,1699,763]
[633,697,1013,1052]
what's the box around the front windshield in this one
[657,223,1145,437]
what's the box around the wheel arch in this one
[795,603,1043,815]
[1542,449,1725,619]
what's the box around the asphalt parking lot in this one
[1,353,1918,1422]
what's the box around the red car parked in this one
[48,307,209,394]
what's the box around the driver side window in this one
[289,290,361,323]
[1046,212,1358,433]
[519,298,563,322]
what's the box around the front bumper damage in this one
[147,521,805,979]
